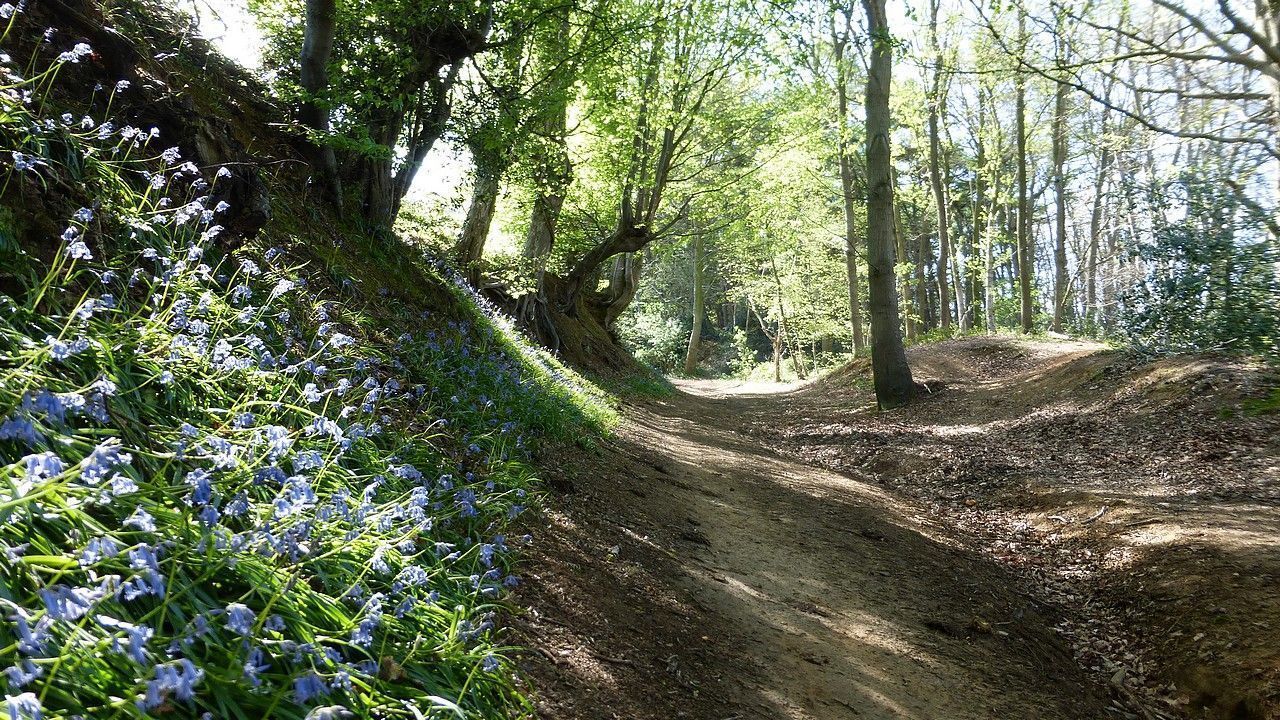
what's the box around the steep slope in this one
[0,2,611,718]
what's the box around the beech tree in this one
[863,0,915,408]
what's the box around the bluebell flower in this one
[12,614,51,656]
[224,603,255,637]
[80,441,131,484]
[224,491,249,517]
[79,536,119,566]
[108,473,139,496]
[369,546,389,575]
[481,654,500,672]
[3,692,41,719]
[46,335,90,359]
[3,660,42,689]
[0,417,42,446]
[97,616,153,663]
[124,505,156,532]
[185,468,214,505]
[273,476,316,518]
[203,436,237,468]
[302,383,322,404]
[73,207,93,223]
[39,584,102,621]
[243,647,270,687]
[139,659,203,710]
[293,671,329,704]
[21,452,63,483]
[292,451,323,473]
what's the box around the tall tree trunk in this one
[524,9,574,312]
[918,233,935,330]
[1015,7,1033,334]
[1051,78,1069,332]
[683,234,705,375]
[895,194,916,341]
[834,19,866,355]
[984,205,997,332]
[456,169,502,285]
[863,0,915,409]
[978,94,998,333]
[1086,125,1111,328]
[299,0,342,212]
[927,0,951,331]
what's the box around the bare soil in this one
[507,337,1280,719]
[730,337,1280,720]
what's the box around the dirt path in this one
[512,341,1224,719]
[722,338,1280,719]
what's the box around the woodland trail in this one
[516,338,1278,720]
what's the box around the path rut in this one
[518,375,1120,719]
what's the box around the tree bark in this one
[299,0,342,211]
[1051,77,1070,332]
[456,169,502,285]
[1086,116,1112,327]
[863,0,915,409]
[927,0,952,331]
[1015,7,1034,334]
[683,233,705,375]
[895,194,916,341]
[834,14,866,355]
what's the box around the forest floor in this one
[511,337,1280,720]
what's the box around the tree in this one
[298,0,341,211]
[683,231,706,374]
[254,0,494,228]
[1014,5,1033,333]
[832,2,867,355]
[863,0,915,409]
[926,0,951,331]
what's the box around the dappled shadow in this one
[515,380,1120,720]
[719,336,1280,718]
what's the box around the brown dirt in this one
[501,337,1265,719]
[726,336,1280,720]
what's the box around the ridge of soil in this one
[732,337,1280,720]
[507,337,1280,719]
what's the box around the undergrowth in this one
[0,11,609,719]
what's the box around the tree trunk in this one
[456,169,502,285]
[918,232,935,331]
[927,0,951,331]
[834,22,866,355]
[896,194,916,340]
[1015,7,1033,334]
[524,59,573,305]
[985,204,999,332]
[683,234,705,375]
[863,0,915,409]
[299,0,342,211]
[1051,77,1069,332]
[1086,135,1110,328]
[601,252,645,328]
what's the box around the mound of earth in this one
[742,336,1280,719]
